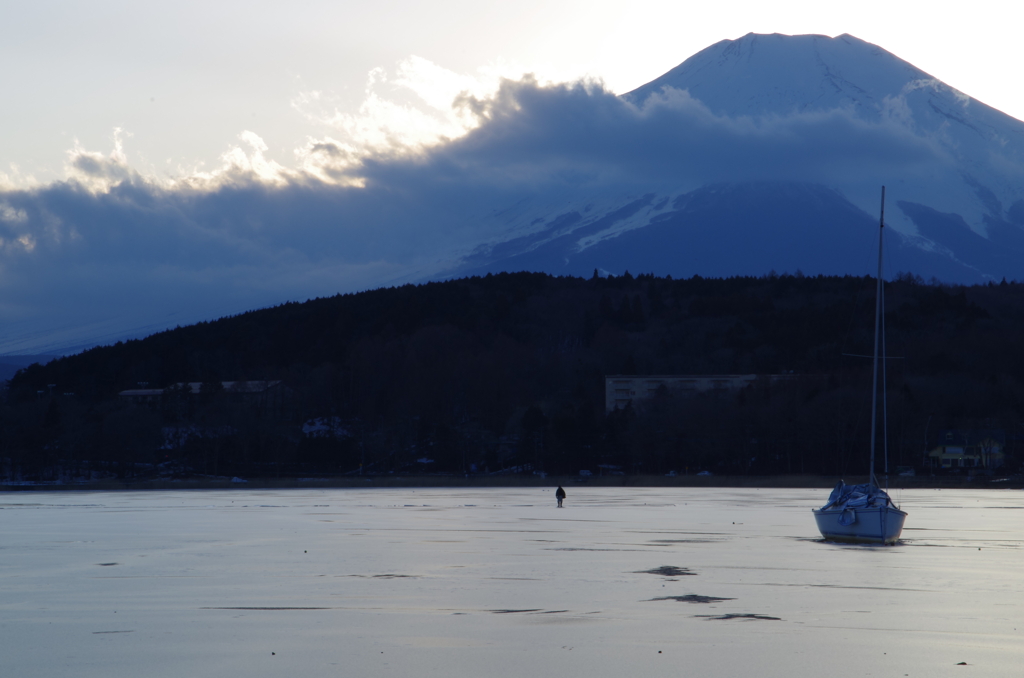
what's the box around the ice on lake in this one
[2,487,1022,677]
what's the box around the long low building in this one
[604,374,793,412]
[119,381,288,410]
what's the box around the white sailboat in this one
[813,186,907,544]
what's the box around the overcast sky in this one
[2,0,1022,355]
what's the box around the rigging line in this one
[868,187,884,489]
[838,213,883,375]
[878,215,894,493]
[880,220,910,493]
[880,224,911,375]
[882,267,890,492]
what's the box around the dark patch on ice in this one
[650,539,722,544]
[898,541,1015,549]
[649,595,734,604]
[202,607,332,610]
[697,613,781,621]
[521,518,611,523]
[761,582,928,592]
[799,536,908,548]
[347,573,417,578]
[487,577,541,581]
[537,610,569,614]
[810,584,926,592]
[635,566,696,577]
[628,531,729,536]
[549,548,650,552]
[93,630,134,634]
[490,609,543,614]
[97,562,118,566]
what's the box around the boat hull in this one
[812,505,907,544]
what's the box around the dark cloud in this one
[409,79,949,187]
[0,77,959,352]
[308,142,344,158]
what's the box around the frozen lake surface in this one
[2,487,1022,677]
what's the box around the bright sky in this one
[2,0,1021,185]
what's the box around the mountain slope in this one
[437,33,1024,284]
[447,183,980,281]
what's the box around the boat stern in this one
[813,506,907,544]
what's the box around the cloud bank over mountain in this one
[2,33,1023,354]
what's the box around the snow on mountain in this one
[625,33,1024,238]
[626,33,941,118]
[437,33,1024,283]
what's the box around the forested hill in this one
[4,271,1024,481]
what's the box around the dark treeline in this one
[4,271,1024,481]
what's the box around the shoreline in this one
[3,473,1021,492]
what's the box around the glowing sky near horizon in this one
[2,0,1021,185]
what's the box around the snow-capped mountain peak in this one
[433,33,1024,285]
[626,33,931,119]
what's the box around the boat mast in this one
[869,186,885,488]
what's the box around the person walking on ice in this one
[555,486,566,508]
